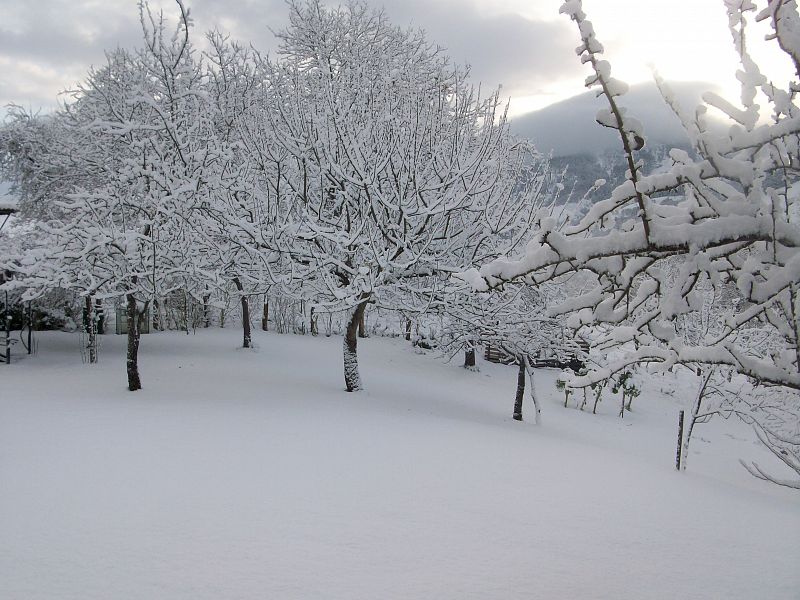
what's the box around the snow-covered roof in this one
[0,202,18,215]
[0,181,18,215]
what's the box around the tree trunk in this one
[202,293,210,328]
[513,356,525,421]
[310,306,318,336]
[298,300,306,335]
[166,297,177,330]
[358,307,367,338]
[524,355,542,425]
[262,297,269,331]
[625,392,635,411]
[126,293,142,391]
[27,301,33,354]
[183,289,190,334]
[95,298,105,335]
[138,301,150,334]
[464,342,476,370]
[404,318,412,341]
[152,298,162,331]
[344,301,368,392]
[84,295,97,364]
[682,368,713,471]
[233,277,251,348]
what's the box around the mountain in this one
[510,80,716,157]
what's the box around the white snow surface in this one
[1,329,798,599]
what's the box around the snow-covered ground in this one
[1,329,798,599]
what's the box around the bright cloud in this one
[0,0,793,118]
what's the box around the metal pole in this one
[676,410,685,471]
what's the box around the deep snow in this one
[1,329,798,599]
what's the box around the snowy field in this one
[1,329,798,599]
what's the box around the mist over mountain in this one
[510,80,715,157]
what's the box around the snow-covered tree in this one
[1,1,218,389]
[461,0,800,487]
[252,0,538,391]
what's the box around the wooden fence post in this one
[676,410,685,471]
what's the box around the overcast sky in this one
[0,0,794,118]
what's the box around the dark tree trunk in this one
[182,290,190,333]
[138,301,150,334]
[310,306,318,336]
[95,298,104,335]
[84,295,97,364]
[233,277,251,348]
[682,368,713,471]
[152,298,162,331]
[513,356,525,421]
[27,301,33,354]
[464,342,476,370]
[82,296,91,330]
[262,297,269,331]
[203,293,210,328]
[344,301,368,392]
[126,293,142,391]
[404,318,412,341]
[524,356,542,425]
[358,307,367,338]
[297,300,306,335]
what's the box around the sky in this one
[0,0,795,118]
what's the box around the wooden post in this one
[4,290,9,365]
[676,410,685,471]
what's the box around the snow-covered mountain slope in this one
[510,80,714,157]
[1,329,797,599]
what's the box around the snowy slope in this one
[510,81,715,156]
[1,330,797,599]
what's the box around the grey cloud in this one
[0,0,142,110]
[190,0,580,95]
[187,0,288,45]
[0,0,579,114]
[0,0,289,111]
[362,0,579,96]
